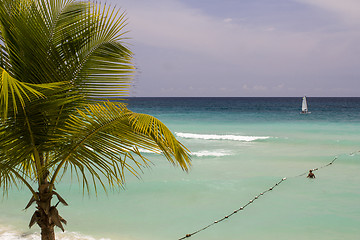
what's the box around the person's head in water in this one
[307,169,315,178]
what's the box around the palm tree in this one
[0,0,191,239]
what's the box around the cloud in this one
[123,0,359,71]
[242,84,267,92]
[123,0,319,69]
[273,84,285,90]
[265,27,276,32]
[110,0,360,96]
[295,0,360,25]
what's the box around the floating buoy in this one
[178,154,343,240]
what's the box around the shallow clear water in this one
[1,97,360,240]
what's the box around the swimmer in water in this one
[307,169,315,178]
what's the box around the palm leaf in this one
[128,112,191,170]
[67,2,134,99]
[1,2,191,236]
[48,102,190,191]
[0,67,65,119]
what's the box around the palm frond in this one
[70,3,134,99]
[48,102,190,192]
[0,159,37,196]
[128,112,191,171]
[0,0,191,204]
[0,0,54,82]
[0,67,64,119]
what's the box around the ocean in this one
[1,97,360,240]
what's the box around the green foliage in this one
[0,0,191,197]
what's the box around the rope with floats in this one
[178,151,358,240]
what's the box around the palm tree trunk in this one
[28,181,67,239]
[40,223,55,240]
[37,191,56,240]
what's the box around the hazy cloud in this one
[223,18,233,23]
[295,0,360,25]
[109,0,360,97]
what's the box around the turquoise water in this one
[1,97,360,240]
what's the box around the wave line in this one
[175,132,270,142]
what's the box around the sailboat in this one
[300,96,311,114]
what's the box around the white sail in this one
[302,96,308,112]
[301,96,311,114]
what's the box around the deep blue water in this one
[126,97,360,122]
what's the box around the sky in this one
[107,0,360,97]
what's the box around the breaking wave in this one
[175,132,270,142]
[138,148,161,154]
[191,150,232,157]
[139,148,232,157]
[0,225,111,240]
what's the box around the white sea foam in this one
[175,132,270,142]
[139,147,231,157]
[138,148,161,154]
[0,225,111,240]
[191,150,232,157]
